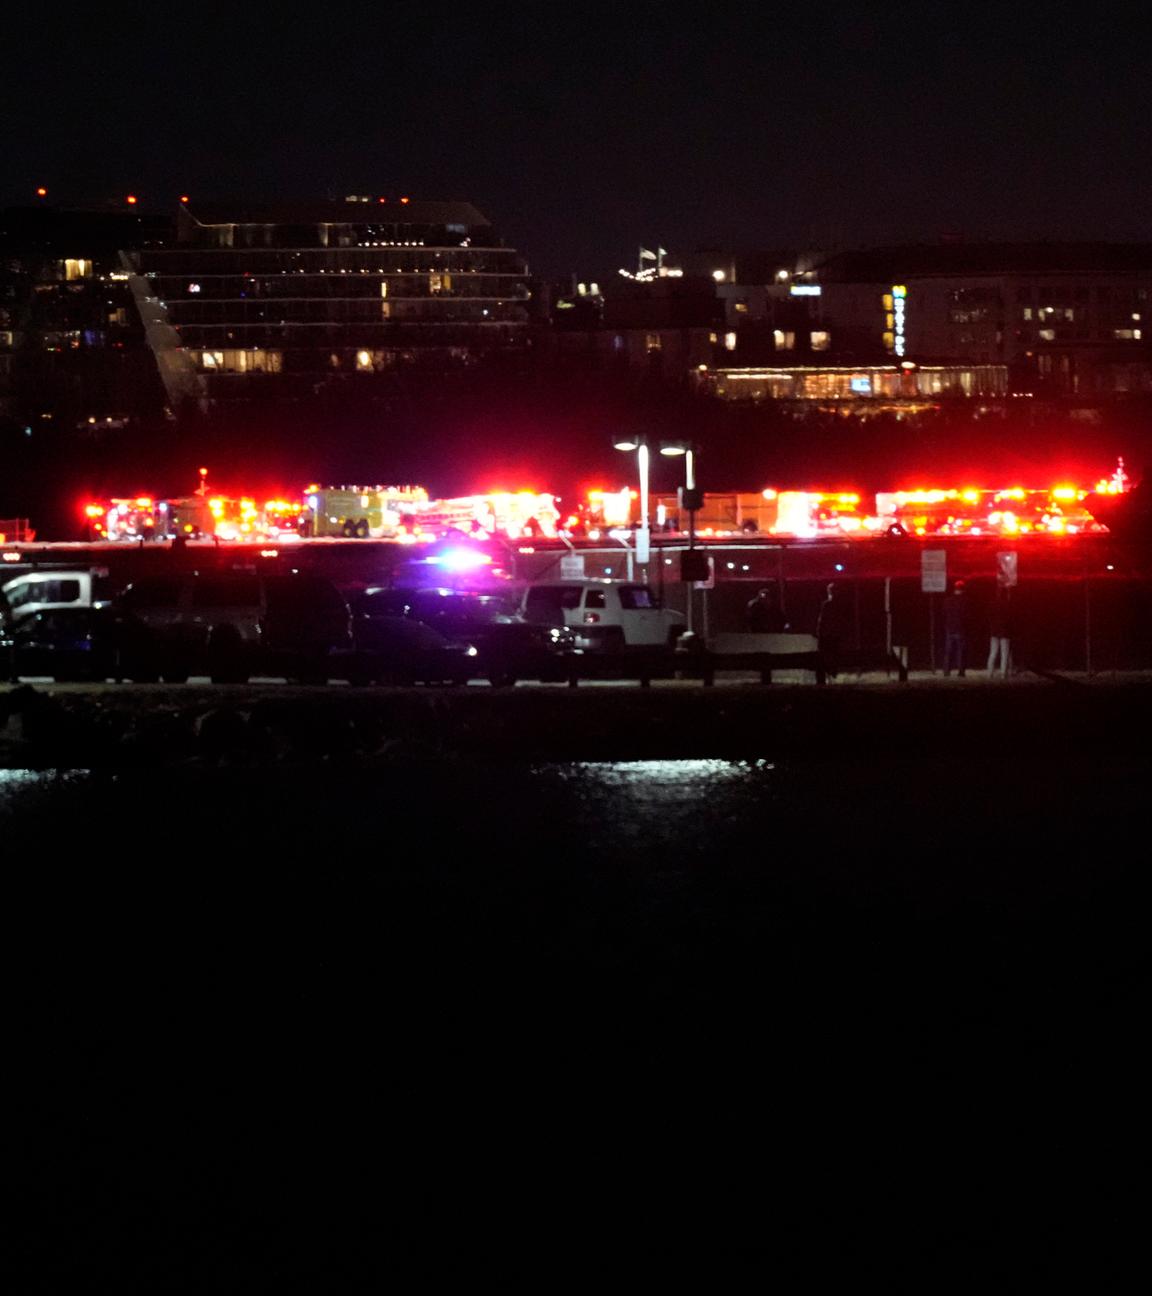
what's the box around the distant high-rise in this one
[128,198,533,413]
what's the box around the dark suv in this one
[352,586,578,686]
[112,571,353,683]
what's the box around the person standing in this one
[943,580,969,676]
[987,587,1014,678]
[745,585,785,633]
[816,582,850,679]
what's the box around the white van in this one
[519,579,686,652]
[1,569,110,625]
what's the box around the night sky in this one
[4,1,1151,278]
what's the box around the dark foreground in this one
[3,681,1147,1284]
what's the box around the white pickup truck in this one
[518,579,687,652]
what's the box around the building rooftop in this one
[182,200,492,229]
[811,242,1152,282]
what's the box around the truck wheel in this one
[354,518,370,538]
[342,520,357,538]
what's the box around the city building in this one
[547,269,722,381]
[129,198,535,412]
[798,242,1152,397]
[0,205,171,432]
[694,361,1008,413]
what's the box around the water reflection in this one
[565,758,773,786]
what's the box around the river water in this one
[4,755,1145,1282]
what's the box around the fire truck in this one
[85,498,161,542]
[299,486,430,538]
[411,492,562,539]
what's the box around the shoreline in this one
[6,673,1152,768]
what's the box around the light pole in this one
[661,441,706,632]
[613,435,651,576]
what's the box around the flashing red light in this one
[126,194,138,205]
[378,196,387,203]
[179,194,190,204]
[400,196,410,204]
[36,186,47,197]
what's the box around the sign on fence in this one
[921,549,948,593]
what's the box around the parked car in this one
[518,580,686,652]
[344,611,479,685]
[352,587,579,686]
[110,571,353,682]
[2,606,117,682]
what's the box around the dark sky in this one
[4,1,1151,278]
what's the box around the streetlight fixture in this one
[613,435,651,570]
[660,441,708,629]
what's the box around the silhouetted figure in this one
[987,587,1014,678]
[816,582,851,678]
[745,586,785,633]
[943,580,969,676]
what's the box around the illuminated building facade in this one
[547,271,721,380]
[0,205,170,431]
[130,199,533,410]
[694,362,1008,410]
[801,243,1152,397]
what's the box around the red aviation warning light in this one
[126,194,138,205]
[36,186,47,197]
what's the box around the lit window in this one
[379,282,388,298]
[810,330,830,351]
[734,301,748,313]
[646,333,663,351]
[724,332,738,351]
[200,349,281,373]
[1022,307,1032,321]
[773,330,795,351]
[1038,328,1056,341]
[357,350,373,369]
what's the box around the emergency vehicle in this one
[299,486,430,538]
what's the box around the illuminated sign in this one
[850,376,872,394]
[789,285,822,296]
[892,284,907,358]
